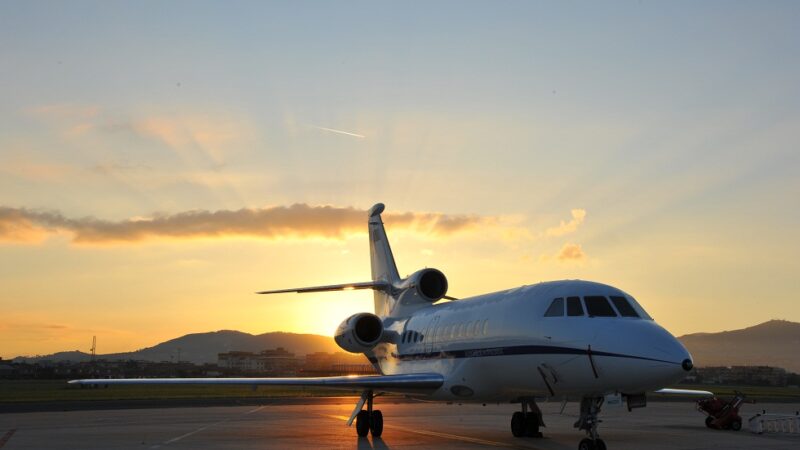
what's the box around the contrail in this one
[310,125,365,139]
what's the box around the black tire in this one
[524,413,541,437]
[730,419,742,431]
[578,438,596,450]
[705,416,714,428]
[595,439,607,450]
[511,412,526,437]
[370,410,384,437]
[356,410,370,437]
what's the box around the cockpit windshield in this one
[543,295,649,319]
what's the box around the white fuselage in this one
[368,280,692,402]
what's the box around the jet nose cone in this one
[681,358,693,372]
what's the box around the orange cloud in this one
[0,204,492,244]
[556,243,586,262]
[545,209,587,237]
[0,208,51,243]
[130,116,246,165]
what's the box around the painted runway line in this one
[0,429,17,449]
[320,414,538,449]
[150,406,265,448]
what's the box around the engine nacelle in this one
[334,312,384,353]
[398,268,449,302]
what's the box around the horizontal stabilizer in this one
[653,388,713,397]
[256,280,390,295]
[68,373,443,392]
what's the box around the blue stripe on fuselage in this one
[366,345,680,366]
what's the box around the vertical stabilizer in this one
[368,203,400,316]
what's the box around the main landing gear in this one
[574,397,606,450]
[352,390,383,437]
[510,398,545,438]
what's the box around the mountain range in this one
[677,319,800,373]
[12,331,340,365]
[13,320,800,373]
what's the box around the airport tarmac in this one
[0,398,798,449]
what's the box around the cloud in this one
[556,243,586,262]
[0,207,51,243]
[545,209,587,237]
[24,104,253,168]
[0,204,491,244]
[128,116,249,165]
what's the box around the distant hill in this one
[678,320,800,373]
[14,320,800,372]
[13,330,340,365]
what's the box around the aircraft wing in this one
[256,280,390,295]
[653,388,713,397]
[68,373,443,392]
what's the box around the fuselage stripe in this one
[368,345,680,366]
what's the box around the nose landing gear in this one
[575,397,606,450]
[510,398,545,437]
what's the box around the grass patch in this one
[0,380,352,403]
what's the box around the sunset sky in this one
[1,1,798,358]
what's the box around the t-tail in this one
[257,203,453,321]
[367,203,401,316]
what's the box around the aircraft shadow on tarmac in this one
[357,436,390,450]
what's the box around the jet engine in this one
[397,268,449,302]
[334,312,384,353]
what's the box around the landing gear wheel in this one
[595,439,607,450]
[730,419,742,431]
[524,413,542,437]
[355,410,370,437]
[511,411,526,437]
[578,438,596,450]
[370,410,384,437]
[705,416,714,428]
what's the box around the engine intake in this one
[334,312,384,353]
[397,268,448,302]
[417,268,448,301]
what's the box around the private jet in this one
[72,203,711,450]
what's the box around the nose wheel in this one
[579,438,606,450]
[575,396,606,450]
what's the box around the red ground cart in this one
[697,391,746,431]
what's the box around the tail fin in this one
[368,203,400,316]
[256,203,401,317]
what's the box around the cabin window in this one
[584,296,617,317]
[610,296,639,317]
[567,296,584,316]
[402,331,407,343]
[544,297,564,317]
[482,319,489,335]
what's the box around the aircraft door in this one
[425,316,439,353]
